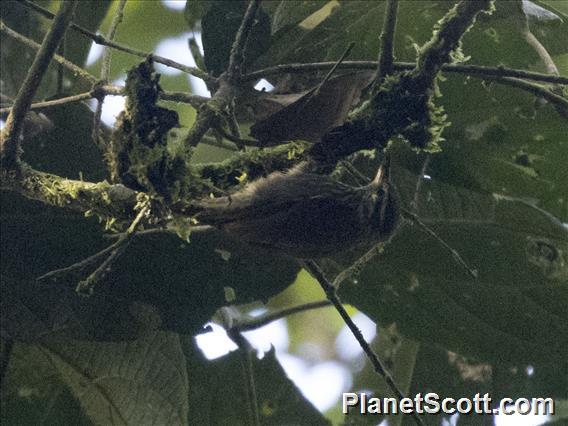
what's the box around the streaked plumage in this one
[190,164,399,258]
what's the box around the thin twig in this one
[0,0,79,168]
[75,203,150,296]
[314,42,355,97]
[226,0,262,83]
[332,242,386,288]
[37,237,123,282]
[0,21,97,84]
[411,156,431,213]
[188,35,206,71]
[17,0,214,84]
[400,207,478,279]
[102,225,213,240]
[516,4,559,78]
[302,260,425,426]
[0,86,208,114]
[0,92,93,114]
[93,0,128,149]
[183,0,261,148]
[377,0,399,80]
[159,90,209,108]
[243,60,568,85]
[492,76,568,116]
[234,301,332,333]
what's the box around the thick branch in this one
[413,0,494,87]
[184,1,261,147]
[1,163,138,220]
[1,0,78,168]
[17,0,213,84]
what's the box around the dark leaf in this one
[336,165,568,365]
[201,1,271,77]
[183,338,330,426]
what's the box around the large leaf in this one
[183,338,330,425]
[200,1,271,76]
[1,332,189,426]
[337,165,567,365]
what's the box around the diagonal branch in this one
[377,0,399,81]
[226,0,262,83]
[413,0,494,87]
[1,0,79,168]
[184,0,262,147]
[302,260,425,426]
[75,201,149,296]
[0,21,97,84]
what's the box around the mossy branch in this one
[309,0,496,165]
[1,163,138,220]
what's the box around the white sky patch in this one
[153,32,210,98]
[254,79,275,92]
[335,312,377,361]
[0,120,5,130]
[85,41,104,66]
[195,322,238,360]
[189,76,211,98]
[161,0,186,11]
[277,352,352,412]
[242,318,289,358]
[88,76,126,127]
[154,33,197,76]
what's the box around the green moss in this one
[2,164,137,223]
[107,59,193,202]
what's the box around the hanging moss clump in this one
[107,58,186,202]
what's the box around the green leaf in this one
[201,1,271,76]
[0,339,91,426]
[337,166,568,365]
[0,332,189,426]
[183,339,330,425]
[40,332,189,425]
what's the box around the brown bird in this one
[189,162,399,258]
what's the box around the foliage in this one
[1,1,567,425]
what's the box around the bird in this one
[188,162,400,258]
